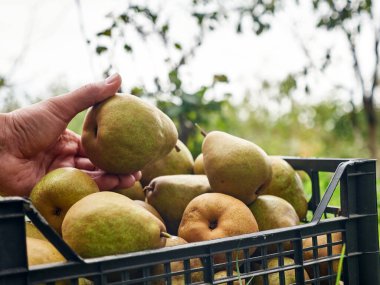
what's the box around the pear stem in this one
[143,186,153,203]
[160,232,172,238]
[174,144,181,152]
[194,123,208,137]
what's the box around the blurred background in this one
[1,0,379,245]
[0,0,379,164]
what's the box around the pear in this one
[27,237,65,266]
[27,237,92,285]
[81,93,178,174]
[303,232,343,281]
[248,195,299,253]
[25,221,48,241]
[253,257,310,284]
[145,175,211,235]
[214,270,245,285]
[29,167,99,234]
[259,156,308,220]
[248,195,299,231]
[152,235,204,284]
[133,200,166,225]
[113,181,145,201]
[178,193,259,264]
[62,191,166,258]
[141,140,194,186]
[193,153,205,174]
[202,131,272,205]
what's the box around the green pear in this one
[113,181,145,201]
[141,140,194,186]
[193,153,205,175]
[145,175,211,235]
[253,257,310,285]
[248,195,299,231]
[202,131,272,204]
[81,93,178,174]
[259,156,308,220]
[62,191,166,258]
[29,167,99,234]
[248,195,299,253]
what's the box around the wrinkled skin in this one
[0,74,141,197]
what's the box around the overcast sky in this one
[0,0,377,110]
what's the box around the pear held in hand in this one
[81,93,178,174]
[202,131,272,204]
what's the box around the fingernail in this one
[105,73,120,84]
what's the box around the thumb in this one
[44,73,122,123]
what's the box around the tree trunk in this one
[363,96,378,159]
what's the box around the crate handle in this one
[310,160,352,224]
[23,199,83,262]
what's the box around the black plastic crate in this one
[0,157,379,285]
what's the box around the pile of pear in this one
[24,93,338,284]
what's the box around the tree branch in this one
[342,27,367,98]
[370,26,380,100]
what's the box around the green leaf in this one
[192,13,205,25]
[130,86,144,96]
[95,46,108,54]
[174,42,182,50]
[0,77,5,87]
[124,44,133,52]
[236,21,242,33]
[279,74,297,95]
[182,93,200,105]
[169,70,182,89]
[161,23,169,34]
[96,28,112,37]
[213,74,229,83]
[119,13,129,23]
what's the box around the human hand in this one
[0,73,141,197]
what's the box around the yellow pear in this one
[29,167,99,234]
[178,193,259,264]
[62,191,166,258]
[25,221,48,241]
[81,93,178,174]
[214,270,245,285]
[202,131,272,204]
[193,153,205,174]
[152,235,204,284]
[27,237,65,266]
[303,232,343,281]
[253,257,310,284]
